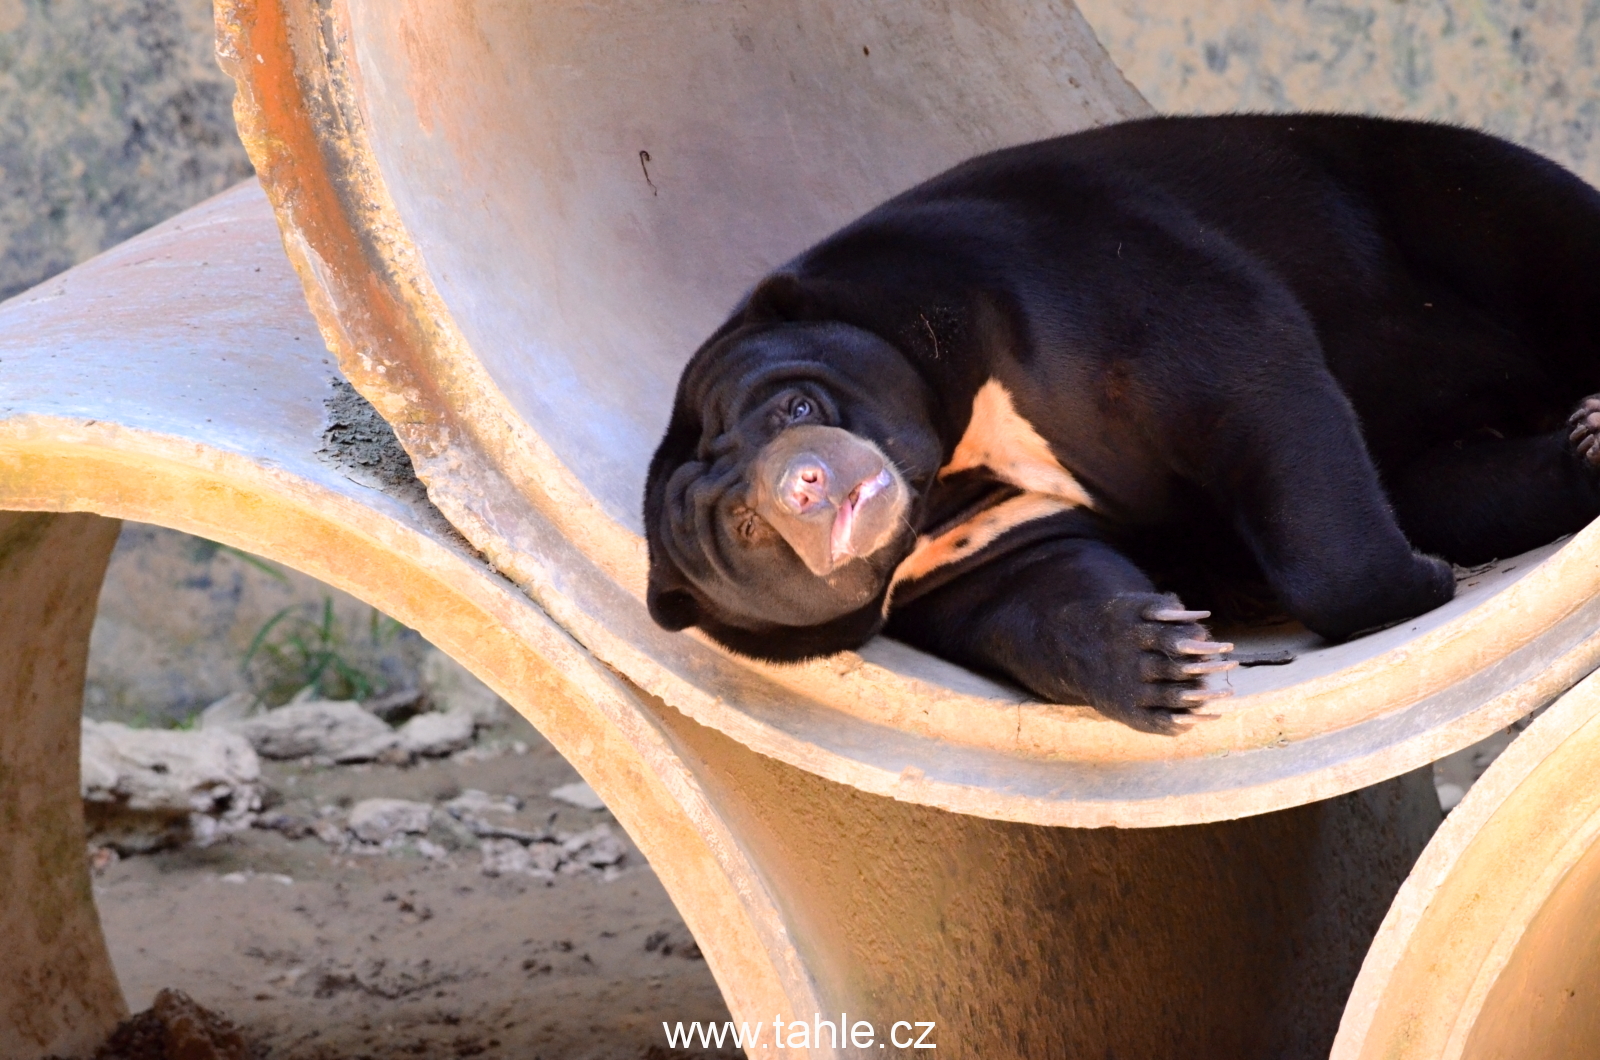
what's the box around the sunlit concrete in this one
[0,512,125,1059]
[0,179,1442,1060]
[214,0,1600,826]
[1336,668,1600,1060]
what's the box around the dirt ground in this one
[88,713,739,1060]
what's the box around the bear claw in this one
[1178,688,1232,705]
[1144,606,1212,623]
[1174,637,1234,655]
[1181,658,1239,676]
[1566,397,1600,468]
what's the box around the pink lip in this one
[829,468,893,564]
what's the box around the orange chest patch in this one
[887,380,1091,602]
[939,379,1093,507]
[889,492,1078,591]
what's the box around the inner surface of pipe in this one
[1465,835,1600,1058]
[343,0,1146,525]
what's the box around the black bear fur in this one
[643,114,1600,732]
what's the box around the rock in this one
[415,838,450,861]
[86,987,252,1060]
[1436,782,1466,812]
[363,686,425,725]
[443,789,522,818]
[81,719,261,854]
[231,699,399,761]
[398,708,475,757]
[420,646,506,726]
[480,837,562,878]
[562,824,626,868]
[549,781,605,811]
[347,798,432,843]
[253,812,315,840]
[425,813,480,852]
[197,690,264,730]
[441,790,543,842]
[312,818,349,847]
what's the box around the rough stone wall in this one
[0,0,251,301]
[1077,0,1600,185]
[0,0,422,723]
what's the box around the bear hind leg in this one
[1390,414,1600,567]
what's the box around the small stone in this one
[364,687,425,725]
[481,838,536,877]
[254,812,315,840]
[1436,782,1466,812]
[92,988,252,1060]
[561,824,626,867]
[347,798,433,843]
[231,699,399,761]
[443,789,521,818]
[313,819,348,846]
[398,708,475,757]
[582,835,627,868]
[549,781,606,811]
[426,813,480,852]
[479,838,563,878]
[88,845,120,875]
[198,690,265,730]
[526,841,564,874]
[81,720,262,854]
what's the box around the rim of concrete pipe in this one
[214,0,1600,827]
[0,182,824,1054]
[1333,666,1600,1060]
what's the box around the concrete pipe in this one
[0,178,1440,1060]
[0,183,818,1058]
[1335,667,1600,1060]
[215,0,1600,828]
[0,512,127,1058]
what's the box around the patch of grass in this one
[242,596,407,705]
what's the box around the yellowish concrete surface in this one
[0,183,815,1057]
[217,0,1600,826]
[0,512,126,1059]
[0,176,1455,1060]
[1335,667,1600,1059]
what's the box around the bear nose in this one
[777,455,832,515]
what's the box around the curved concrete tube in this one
[0,180,1447,1059]
[1334,667,1600,1060]
[210,0,1600,826]
[0,512,126,1058]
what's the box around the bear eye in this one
[788,397,813,420]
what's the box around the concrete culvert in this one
[221,0,1600,827]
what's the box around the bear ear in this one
[744,272,810,322]
[646,562,702,632]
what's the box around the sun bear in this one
[645,115,1600,731]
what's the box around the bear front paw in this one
[1567,395,1600,469]
[1052,593,1238,734]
